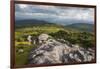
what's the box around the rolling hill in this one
[15,19,62,28]
[15,19,94,32]
[65,23,94,32]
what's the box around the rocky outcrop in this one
[28,34,95,64]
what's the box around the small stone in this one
[18,49,24,53]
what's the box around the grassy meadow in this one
[15,23,95,66]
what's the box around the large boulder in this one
[38,34,50,44]
[28,34,95,64]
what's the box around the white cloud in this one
[19,4,28,9]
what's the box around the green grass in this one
[15,26,62,66]
[15,45,34,66]
[15,25,94,66]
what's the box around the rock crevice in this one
[28,34,95,64]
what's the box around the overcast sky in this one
[15,4,94,25]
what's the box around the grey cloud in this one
[15,4,94,25]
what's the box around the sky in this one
[15,4,94,25]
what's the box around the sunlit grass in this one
[15,45,34,66]
[15,41,31,46]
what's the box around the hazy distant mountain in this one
[15,19,62,28]
[15,19,94,32]
[65,23,94,32]
[16,16,93,26]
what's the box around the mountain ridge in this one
[15,19,94,32]
[65,23,94,32]
[15,19,63,28]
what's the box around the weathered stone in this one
[18,49,24,53]
[28,34,95,64]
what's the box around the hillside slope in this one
[65,23,94,32]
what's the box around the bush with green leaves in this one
[49,30,94,48]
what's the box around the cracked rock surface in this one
[28,34,95,64]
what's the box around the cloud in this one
[15,4,94,25]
